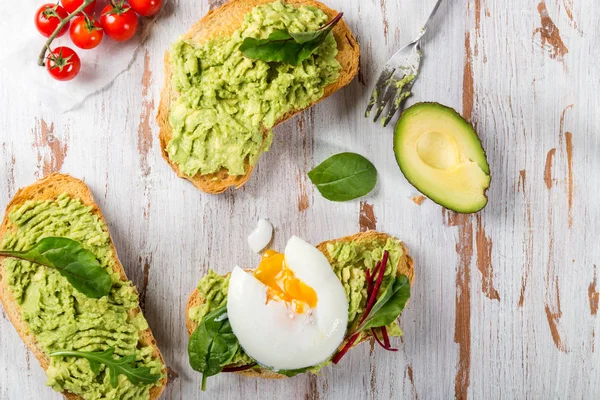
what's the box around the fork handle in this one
[418,0,443,39]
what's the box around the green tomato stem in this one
[37,0,95,66]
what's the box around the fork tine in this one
[365,67,394,117]
[380,83,413,127]
[371,79,398,123]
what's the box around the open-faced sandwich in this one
[0,174,166,399]
[157,0,360,194]
[186,231,414,389]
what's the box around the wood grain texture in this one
[1,0,599,398]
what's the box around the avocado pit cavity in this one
[416,130,461,170]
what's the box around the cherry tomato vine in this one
[35,0,163,80]
[37,0,95,66]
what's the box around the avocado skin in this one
[393,102,491,214]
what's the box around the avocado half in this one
[393,102,491,213]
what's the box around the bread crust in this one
[0,173,167,400]
[185,230,414,379]
[156,0,360,194]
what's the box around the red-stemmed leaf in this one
[332,249,410,363]
[332,332,360,364]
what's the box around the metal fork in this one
[365,0,443,127]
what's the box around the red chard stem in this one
[332,333,360,364]
[319,12,343,31]
[371,328,387,349]
[335,250,394,363]
[359,251,389,326]
[381,326,397,351]
[222,363,257,372]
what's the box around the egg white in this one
[227,236,348,370]
[247,218,273,253]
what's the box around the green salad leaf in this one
[361,275,411,331]
[0,237,112,298]
[239,13,343,65]
[308,152,377,201]
[50,347,161,388]
[332,270,411,364]
[188,306,240,391]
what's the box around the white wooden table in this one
[1,0,598,398]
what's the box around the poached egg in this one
[227,236,348,370]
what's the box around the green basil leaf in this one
[50,347,162,388]
[0,237,112,298]
[239,13,342,65]
[361,275,411,331]
[308,152,377,202]
[188,306,240,391]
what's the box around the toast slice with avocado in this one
[157,0,360,194]
[0,174,167,400]
[185,231,414,381]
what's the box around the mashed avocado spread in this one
[167,0,341,177]
[189,237,405,372]
[1,194,164,400]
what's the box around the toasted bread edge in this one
[0,173,167,400]
[184,230,414,379]
[156,0,360,194]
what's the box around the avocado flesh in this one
[394,102,491,213]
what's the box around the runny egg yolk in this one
[254,250,318,314]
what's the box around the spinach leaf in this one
[308,152,377,202]
[50,347,161,388]
[239,13,343,66]
[0,237,112,298]
[361,275,411,331]
[188,306,240,391]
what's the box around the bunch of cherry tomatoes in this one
[34,0,162,81]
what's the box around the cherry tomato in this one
[35,3,69,38]
[70,15,103,49]
[128,0,163,17]
[61,0,96,15]
[46,47,81,81]
[100,2,138,42]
